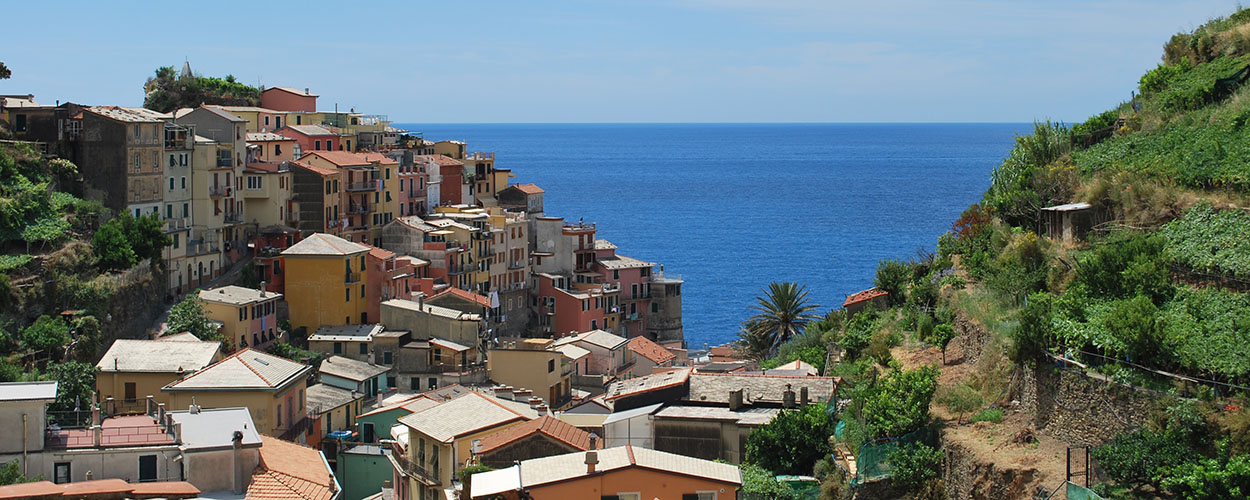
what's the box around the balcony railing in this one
[215,158,232,168]
[223,213,243,224]
[277,416,312,442]
[448,266,471,275]
[209,185,230,197]
[346,204,371,214]
[345,272,362,284]
[164,218,189,232]
[508,261,525,270]
[346,181,378,192]
[391,453,441,486]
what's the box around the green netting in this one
[851,430,924,486]
[1067,482,1106,500]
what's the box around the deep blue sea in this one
[393,123,1028,350]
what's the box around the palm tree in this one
[731,320,773,362]
[748,282,821,353]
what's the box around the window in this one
[13,114,26,132]
[166,204,172,218]
[298,389,304,411]
[651,302,658,313]
[591,320,598,330]
[359,343,368,355]
[134,152,141,171]
[53,462,70,484]
[264,116,270,127]
[173,234,179,249]
[276,403,282,427]
[361,285,365,298]
[333,342,343,354]
[613,270,619,280]
[410,377,420,391]
[428,377,437,389]
[138,455,157,482]
[181,177,186,189]
[153,151,159,168]
[182,203,188,217]
[275,144,282,156]
[133,124,140,139]
[124,382,137,403]
[360,256,366,271]
[383,351,393,364]
[548,359,555,373]
[385,168,391,180]
[345,288,351,302]
[326,181,332,195]
[615,494,641,500]
[315,140,322,151]
[433,349,441,362]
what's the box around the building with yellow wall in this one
[95,338,222,414]
[487,338,573,409]
[281,232,371,332]
[162,348,311,437]
[396,392,531,497]
[198,285,284,350]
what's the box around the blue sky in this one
[2,1,1241,122]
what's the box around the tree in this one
[92,220,136,271]
[930,324,957,365]
[44,361,96,415]
[748,282,821,353]
[71,316,102,362]
[0,62,10,80]
[732,320,773,362]
[745,403,834,475]
[1010,292,1053,362]
[887,442,943,491]
[1092,428,1196,488]
[1158,454,1250,500]
[739,463,799,500]
[120,212,171,263]
[21,315,69,354]
[167,293,221,341]
[874,259,911,307]
[0,459,41,486]
[862,366,939,438]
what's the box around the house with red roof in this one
[626,336,677,377]
[843,287,889,315]
[475,415,593,469]
[261,86,319,113]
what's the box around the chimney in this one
[588,433,599,450]
[800,387,809,408]
[535,404,548,414]
[172,422,182,443]
[92,425,102,447]
[418,295,424,309]
[585,450,599,474]
[528,397,542,409]
[383,480,392,489]
[232,430,246,494]
[728,389,743,411]
[91,403,101,427]
[513,388,532,401]
[494,386,513,400]
[783,384,796,409]
[304,88,310,95]
[259,281,267,297]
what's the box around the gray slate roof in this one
[0,381,58,402]
[687,373,837,405]
[168,407,262,450]
[319,356,389,382]
[199,285,281,306]
[471,445,740,497]
[164,348,309,391]
[654,405,780,426]
[96,339,221,373]
[306,383,362,413]
[398,392,528,443]
[282,233,370,256]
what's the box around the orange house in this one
[469,445,741,500]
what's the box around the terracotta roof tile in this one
[843,288,888,307]
[414,154,463,166]
[513,184,544,195]
[476,415,591,455]
[627,336,676,365]
[291,160,339,177]
[301,151,372,167]
[431,287,490,308]
[247,436,336,500]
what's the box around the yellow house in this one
[95,337,222,414]
[487,339,574,409]
[281,233,371,332]
[396,391,532,497]
[162,348,311,437]
[246,132,296,163]
[241,162,294,229]
[198,285,284,350]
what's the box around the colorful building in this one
[198,285,284,350]
[94,338,223,414]
[290,160,343,236]
[162,348,312,439]
[260,86,318,114]
[487,338,573,409]
[280,233,371,332]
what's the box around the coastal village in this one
[0,68,841,500]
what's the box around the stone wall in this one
[1011,362,1156,447]
[943,441,1048,500]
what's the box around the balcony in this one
[223,213,243,224]
[625,313,640,322]
[448,266,472,276]
[277,416,312,442]
[346,204,371,214]
[508,261,525,270]
[164,218,189,232]
[215,158,232,169]
[186,240,219,257]
[346,181,378,192]
[208,185,230,197]
[391,453,441,486]
[345,272,362,284]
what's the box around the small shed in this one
[1041,202,1095,243]
[843,288,888,315]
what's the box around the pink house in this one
[536,273,620,336]
[279,124,342,154]
[596,239,655,338]
[261,86,318,113]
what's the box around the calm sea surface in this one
[392,123,1028,350]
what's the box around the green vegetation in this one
[0,459,41,486]
[746,282,821,353]
[739,463,801,500]
[20,315,69,355]
[167,293,222,342]
[0,144,87,247]
[143,66,261,113]
[93,212,170,272]
[1161,203,1250,278]
[745,403,834,476]
[968,408,1003,424]
[885,442,943,491]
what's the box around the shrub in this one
[0,255,31,273]
[167,293,222,342]
[874,259,911,307]
[1009,292,1053,362]
[935,383,983,424]
[745,403,834,475]
[92,221,136,271]
[887,442,943,491]
[968,409,1004,424]
[1093,428,1196,488]
[862,366,938,439]
[1158,454,1250,500]
[739,463,799,500]
[21,315,69,354]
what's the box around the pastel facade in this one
[281,233,371,332]
[198,285,284,350]
[162,348,312,438]
[94,338,223,413]
[260,86,318,113]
